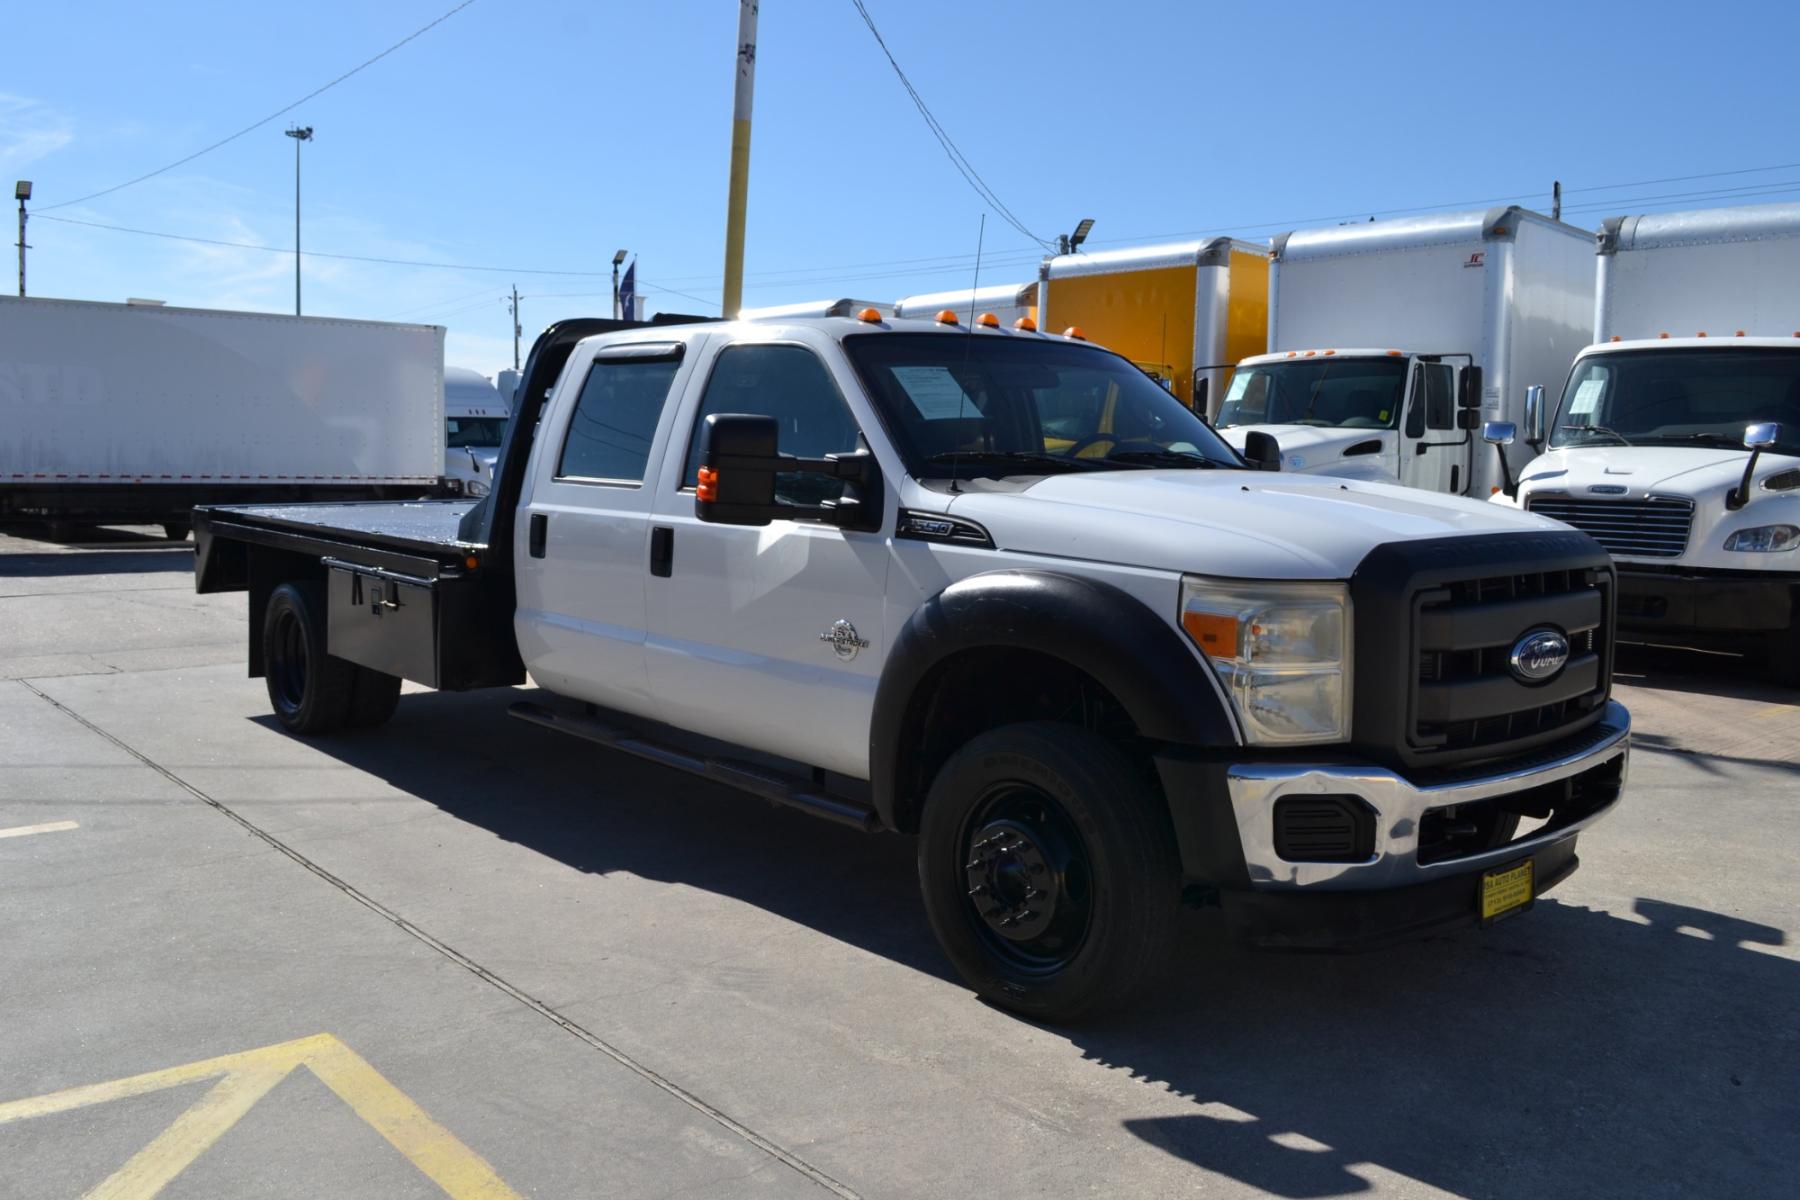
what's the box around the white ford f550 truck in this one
[1217,207,1594,499]
[194,313,1631,1019]
[1492,202,1800,683]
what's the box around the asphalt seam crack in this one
[18,679,862,1200]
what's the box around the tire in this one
[346,667,402,729]
[161,520,191,542]
[262,582,357,735]
[917,721,1181,1023]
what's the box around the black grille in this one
[1525,495,1694,558]
[1414,567,1609,753]
[1273,796,1375,863]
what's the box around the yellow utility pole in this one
[720,1,758,319]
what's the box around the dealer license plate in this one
[1479,859,1534,923]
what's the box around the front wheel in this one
[917,722,1181,1023]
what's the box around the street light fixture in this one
[14,180,30,298]
[612,249,629,319]
[284,126,313,315]
[1059,217,1095,256]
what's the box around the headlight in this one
[464,479,491,498]
[1178,577,1350,745]
[1722,524,1799,552]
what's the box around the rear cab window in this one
[556,348,686,485]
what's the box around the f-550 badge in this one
[820,619,870,662]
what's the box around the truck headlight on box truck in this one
[1722,524,1799,552]
[1178,578,1351,745]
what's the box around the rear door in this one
[1399,360,1467,493]
[513,339,696,717]
[644,336,892,777]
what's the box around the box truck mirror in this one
[1729,422,1784,510]
[1524,385,1546,447]
[1458,365,1484,409]
[1457,409,1482,431]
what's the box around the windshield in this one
[446,416,508,448]
[1550,349,1800,453]
[844,333,1243,478]
[1216,358,1408,430]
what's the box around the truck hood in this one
[1517,445,1787,501]
[444,447,500,483]
[1217,424,1392,472]
[942,469,1565,579]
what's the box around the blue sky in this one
[5,0,1797,378]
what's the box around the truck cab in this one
[443,366,511,498]
[1216,349,1478,492]
[1499,338,1800,681]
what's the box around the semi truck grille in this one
[1524,495,1694,559]
[1352,532,1616,770]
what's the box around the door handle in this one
[650,526,674,577]
[529,513,548,558]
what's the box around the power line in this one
[848,0,1049,249]
[40,0,479,212]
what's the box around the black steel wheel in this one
[918,722,1181,1022]
[261,581,356,735]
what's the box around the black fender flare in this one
[869,569,1239,831]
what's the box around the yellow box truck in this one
[1035,237,1270,415]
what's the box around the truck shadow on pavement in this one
[0,548,195,578]
[1615,641,1787,702]
[281,688,1797,1199]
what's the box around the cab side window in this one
[1425,364,1455,431]
[558,356,683,483]
[684,344,863,504]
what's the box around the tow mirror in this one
[1457,409,1482,431]
[695,412,883,530]
[1243,430,1282,471]
[1524,385,1546,447]
[1458,364,1484,409]
[1484,421,1519,500]
[1729,422,1783,510]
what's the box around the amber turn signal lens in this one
[696,466,719,503]
[1181,610,1238,655]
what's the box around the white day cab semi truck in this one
[0,296,445,539]
[1490,202,1800,682]
[442,366,512,499]
[1215,207,1594,499]
[192,311,1630,1020]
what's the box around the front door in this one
[645,340,891,778]
[1399,360,1468,493]
[513,340,693,716]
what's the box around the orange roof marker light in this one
[1285,351,1298,358]
[1324,349,1337,356]
[976,312,1000,328]
[1697,331,1708,338]
[1303,350,1317,357]
[1659,332,1670,339]
[1063,326,1086,341]
[1013,316,1037,331]
[1611,335,1622,342]
[936,309,960,325]
[1386,349,1403,357]
[856,307,883,323]
[1737,330,1747,337]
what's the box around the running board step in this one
[509,700,881,832]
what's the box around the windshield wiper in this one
[1561,423,1632,446]
[1102,449,1225,469]
[922,450,1105,474]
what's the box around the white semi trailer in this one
[0,296,444,538]
[1216,207,1594,498]
[1493,201,1800,681]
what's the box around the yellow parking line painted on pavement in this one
[0,1033,522,1200]
[0,820,79,840]
[1751,703,1797,720]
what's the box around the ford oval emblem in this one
[1509,628,1570,683]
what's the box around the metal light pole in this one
[611,249,628,319]
[285,126,313,314]
[509,284,522,371]
[720,0,758,318]
[13,181,29,297]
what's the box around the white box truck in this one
[894,281,1038,328]
[1215,207,1594,499]
[0,296,445,539]
[1493,201,1800,682]
[442,366,511,500]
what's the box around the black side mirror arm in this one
[1727,448,1763,511]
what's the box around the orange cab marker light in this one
[1285,351,1298,358]
[1659,332,1670,339]
[1386,349,1403,357]
[1324,349,1336,355]
[976,311,1000,328]
[1063,325,1086,341]
[856,307,883,323]
[1697,331,1707,337]
[696,466,719,503]
[1182,610,1238,655]
[1013,316,1037,331]
[1736,330,1747,337]
[1303,350,1316,357]
[1610,335,1622,342]
[936,309,960,325]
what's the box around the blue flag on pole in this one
[619,260,637,320]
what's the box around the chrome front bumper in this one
[1225,701,1630,890]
